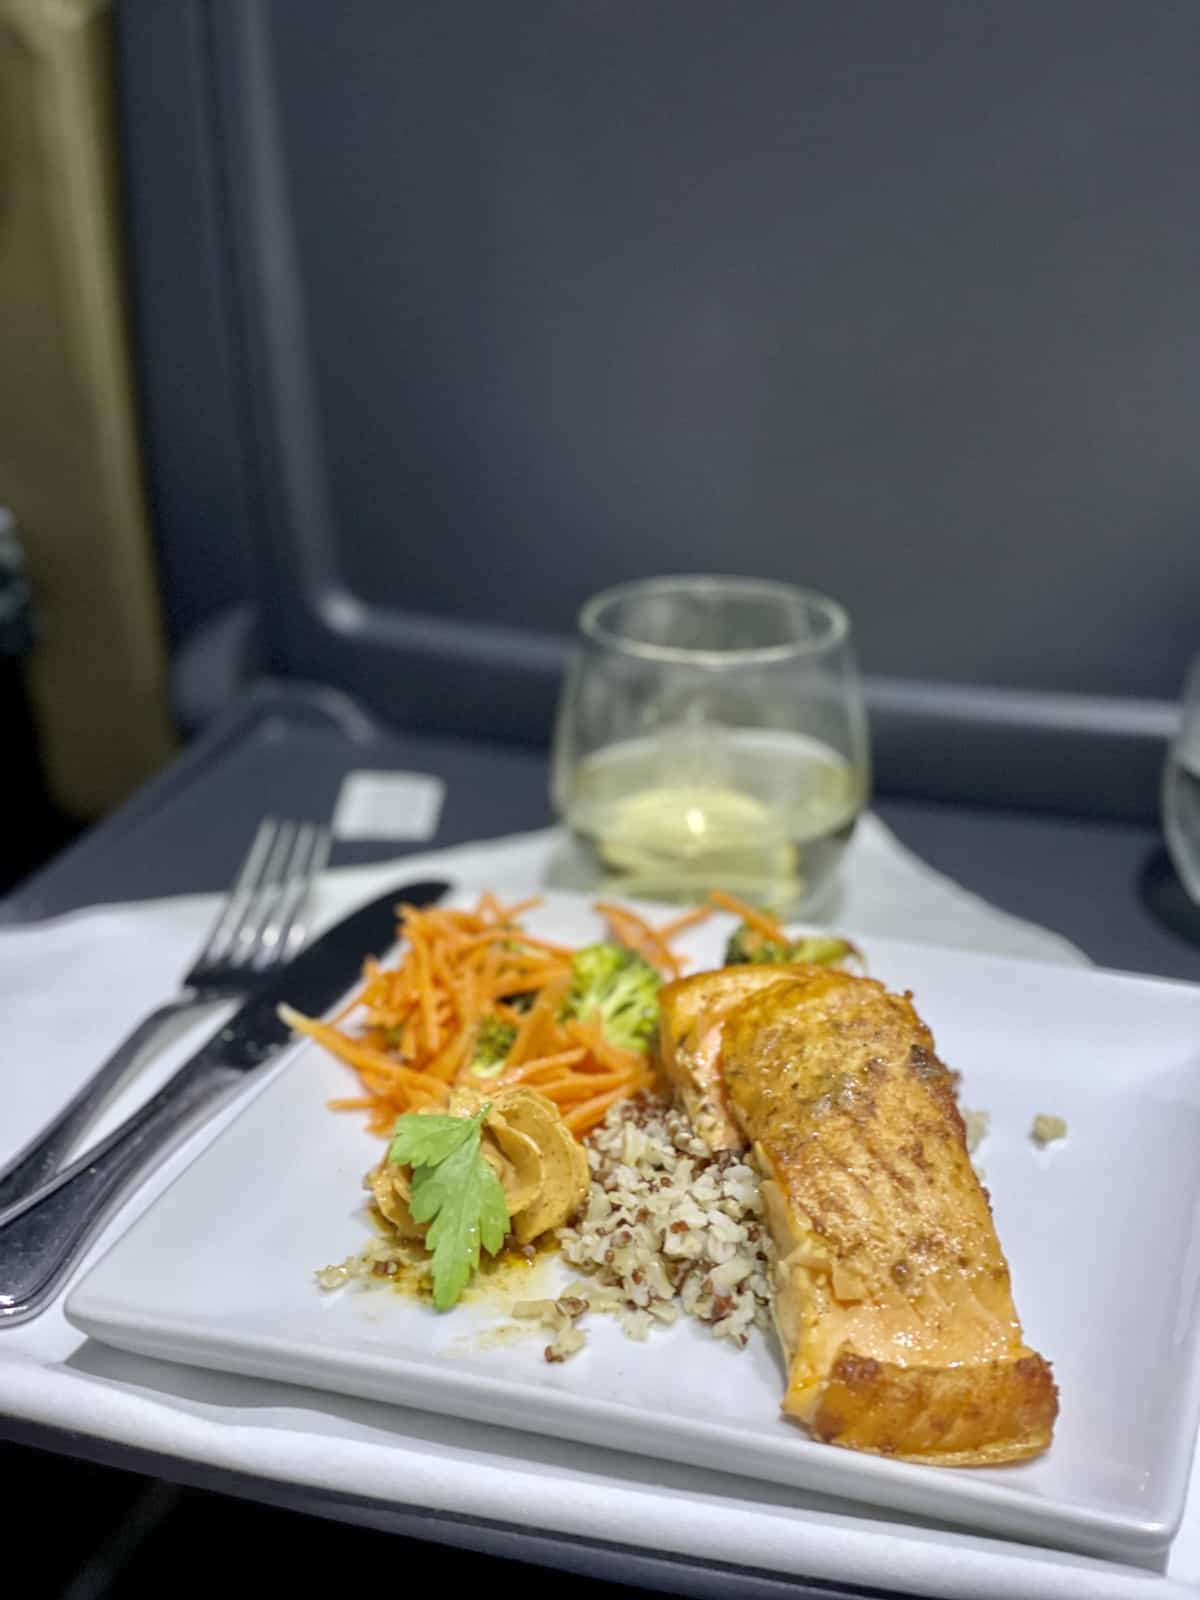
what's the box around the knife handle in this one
[0,1062,237,1327]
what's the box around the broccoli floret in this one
[724,923,853,968]
[724,924,795,965]
[562,942,661,1054]
[791,935,855,966]
[469,1014,518,1077]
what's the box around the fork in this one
[0,817,330,1212]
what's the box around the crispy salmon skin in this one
[658,967,1057,1465]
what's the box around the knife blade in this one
[0,878,449,1326]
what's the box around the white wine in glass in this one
[551,577,870,913]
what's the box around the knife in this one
[0,878,449,1327]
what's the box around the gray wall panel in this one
[119,0,1200,788]
[247,0,1200,696]
[116,0,258,641]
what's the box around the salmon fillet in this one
[658,966,802,1150]
[658,967,1057,1465]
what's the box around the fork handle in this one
[0,996,210,1213]
[0,1058,238,1326]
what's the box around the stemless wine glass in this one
[1163,653,1200,905]
[550,575,871,913]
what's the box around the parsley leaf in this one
[388,1111,477,1170]
[389,1106,510,1310]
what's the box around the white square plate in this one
[66,892,1200,1561]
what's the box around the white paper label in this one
[333,771,445,843]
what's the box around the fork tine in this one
[230,820,298,968]
[250,822,325,971]
[192,817,279,971]
[276,824,331,963]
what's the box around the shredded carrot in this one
[281,1010,439,1091]
[707,889,786,942]
[563,1014,651,1078]
[595,901,681,978]
[426,1024,475,1083]
[289,890,712,1145]
[498,1047,587,1084]
[534,1069,637,1102]
[411,929,438,1055]
[503,894,544,919]
[656,903,714,940]
[508,932,578,957]
[329,992,364,1026]
[563,1083,645,1136]
[506,973,571,1067]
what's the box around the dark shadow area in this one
[1138,846,1200,951]
[78,1477,665,1598]
[2,1437,686,1600]
[4,1440,157,1597]
[0,663,81,896]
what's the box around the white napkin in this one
[7,817,1198,1600]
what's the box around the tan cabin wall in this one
[0,0,173,819]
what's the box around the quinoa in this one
[545,1096,773,1358]
[319,1096,775,1364]
[316,1230,430,1296]
[511,1293,590,1362]
[1031,1112,1068,1147]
